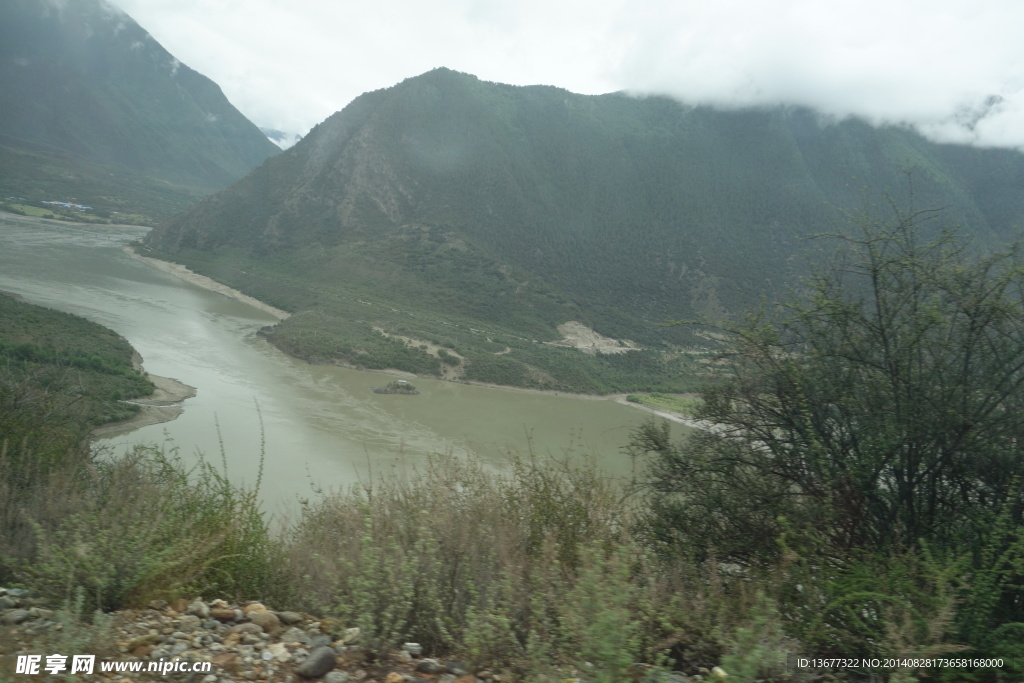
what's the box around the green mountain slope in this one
[143,68,1024,392]
[0,0,278,222]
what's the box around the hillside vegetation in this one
[144,68,1024,391]
[0,292,155,434]
[6,215,1024,681]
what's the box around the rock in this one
[385,673,406,683]
[318,617,345,639]
[131,645,155,658]
[250,611,281,634]
[295,645,337,678]
[1,609,29,625]
[0,596,19,609]
[178,614,202,632]
[211,608,238,622]
[445,662,469,676]
[267,642,292,662]
[151,646,173,659]
[230,622,265,635]
[325,672,350,683]
[148,599,168,611]
[416,659,444,675]
[127,634,163,650]
[277,611,304,625]
[170,598,189,613]
[281,627,310,644]
[343,627,361,645]
[243,602,268,615]
[188,599,211,619]
[212,652,240,672]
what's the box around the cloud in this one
[606,0,1024,148]
[107,0,1024,149]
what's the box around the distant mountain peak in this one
[260,127,304,150]
[0,0,279,218]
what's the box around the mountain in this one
[261,127,304,151]
[0,0,278,223]
[143,68,1024,392]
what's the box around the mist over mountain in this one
[260,127,304,151]
[0,0,278,221]
[144,68,1024,391]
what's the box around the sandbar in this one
[124,246,290,320]
[92,373,197,438]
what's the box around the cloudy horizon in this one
[108,0,1024,150]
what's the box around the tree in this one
[629,201,1024,659]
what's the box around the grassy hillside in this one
[144,69,1024,392]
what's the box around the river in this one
[0,214,685,513]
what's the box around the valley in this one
[0,213,687,512]
[143,69,1024,395]
[5,3,1024,673]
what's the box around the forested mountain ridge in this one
[0,0,279,223]
[143,68,1024,392]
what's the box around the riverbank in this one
[92,373,197,438]
[123,242,710,432]
[124,246,291,321]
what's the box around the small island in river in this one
[371,379,420,395]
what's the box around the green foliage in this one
[721,595,800,682]
[47,587,115,660]
[10,443,273,611]
[625,393,702,415]
[0,298,273,608]
[278,453,734,677]
[630,201,1024,667]
[0,294,154,431]
[562,547,640,683]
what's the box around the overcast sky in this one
[109,0,1024,150]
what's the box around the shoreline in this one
[358,364,707,428]
[0,209,152,232]
[122,239,708,430]
[92,373,197,439]
[124,246,290,321]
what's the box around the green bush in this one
[3,442,274,611]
